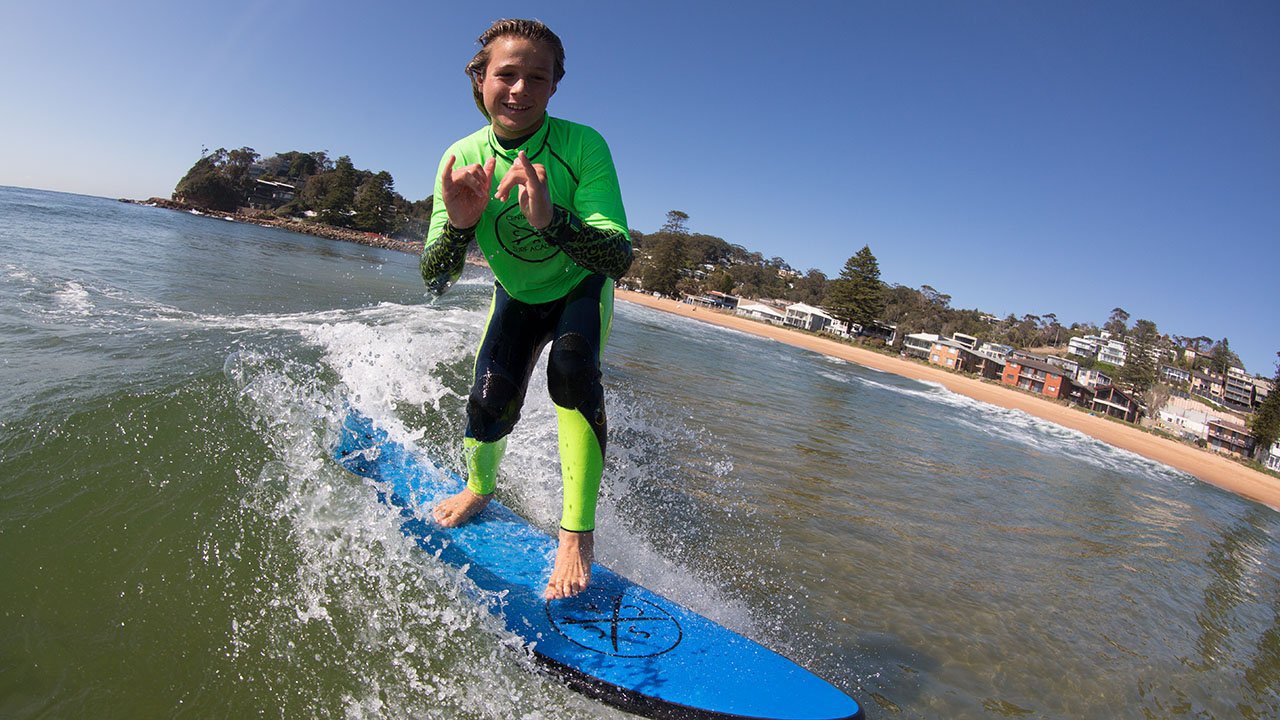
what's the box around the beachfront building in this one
[930,339,981,373]
[1001,356,1074,399]
[1156,404,1215,442]
[1161,365,1192,385]
[1206,417,1256,458]
[1090,385,1143,423]
[858,321,899,345]
[903,333,941,360]
[735,301,787,325]
[685,291,739,310]
[785,303,836,333]
[952,333,979,350]
[1266,440,1280,472]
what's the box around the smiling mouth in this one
[504,102,532,112]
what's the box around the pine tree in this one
[824,246,884,330]
[1250,354,1280,459]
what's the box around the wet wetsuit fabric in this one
[420,115,629,533]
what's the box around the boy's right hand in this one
[441,155,496,229]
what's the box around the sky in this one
[2,1,1277,373]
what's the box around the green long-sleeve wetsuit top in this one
[420,115,632,301]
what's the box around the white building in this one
[903,333,941,359]
[978,342,1013,361]
[1068,335,1101,359]
[1097,338,1128,367]
[1267,440,1280,473]
[783,303,851,336]
[735,302,786,325]
[1076,369,1112,390]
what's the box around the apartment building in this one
[1002,357,1074,399]
[1206,418,1256,458]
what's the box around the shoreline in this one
[133,200,1278,511]
[615,289,1280,512]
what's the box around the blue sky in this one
[2,1,1276,373]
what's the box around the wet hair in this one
[465,18,566,119]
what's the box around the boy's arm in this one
[537,127,632,279]
[420,222,472,296]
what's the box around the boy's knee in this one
[547,333,600,410]
[467,370,522,441]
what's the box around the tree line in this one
[172,147,433,238]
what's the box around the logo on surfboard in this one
[547,589,683,658]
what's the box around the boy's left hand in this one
[495,151,552,230]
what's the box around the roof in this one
[1007,356,1068,376]
[785,302,833,319]
[737,302,786,318]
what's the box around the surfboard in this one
[334,410,863,720]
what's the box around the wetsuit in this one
[420,114,631,533]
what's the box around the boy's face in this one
[479,36,557,140]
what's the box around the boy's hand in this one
[441,155,495,229]
[494,151,551,230]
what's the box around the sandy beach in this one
[616,289,1280,512]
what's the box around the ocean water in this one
[2,185,1278,719]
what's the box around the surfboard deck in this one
[334,410,863,720]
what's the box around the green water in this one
[3,186,1279,718]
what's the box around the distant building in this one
[250,178,296,208]
[951,333,979,350]
[903,333,941,360]
[978,342,1013,361]
[784,303,836,333]
[857,320,898,345]
[1076,369,1112,390]
[1266,440,1280,473]
[1090,385,1143,423]
[1224,367,1257,410]
[1206,417,1256,458]
[1002,356,1075,400]
[1097,338,1128,367]
[1068,335,1101,359]
[735,302,786,325]
[1156,404,1215,441]
[930,339,1003,379]
[1043,355,1080,379]
[1161,365,1192,385]
[1190,372,1226,404]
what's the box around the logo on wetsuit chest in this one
[495,204,560,263]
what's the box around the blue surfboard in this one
[334,410,863,720]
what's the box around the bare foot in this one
[431,488,491,528]
[545,529,594,600]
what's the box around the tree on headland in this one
[1209,338,1242,375]
[1250,354,1280,459]
[1104,307,1130,336]
[825,246,885,330]
[661,210,690,235]
[173,147,259,212]
[353,171,396,233]
[642,233,685,297]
